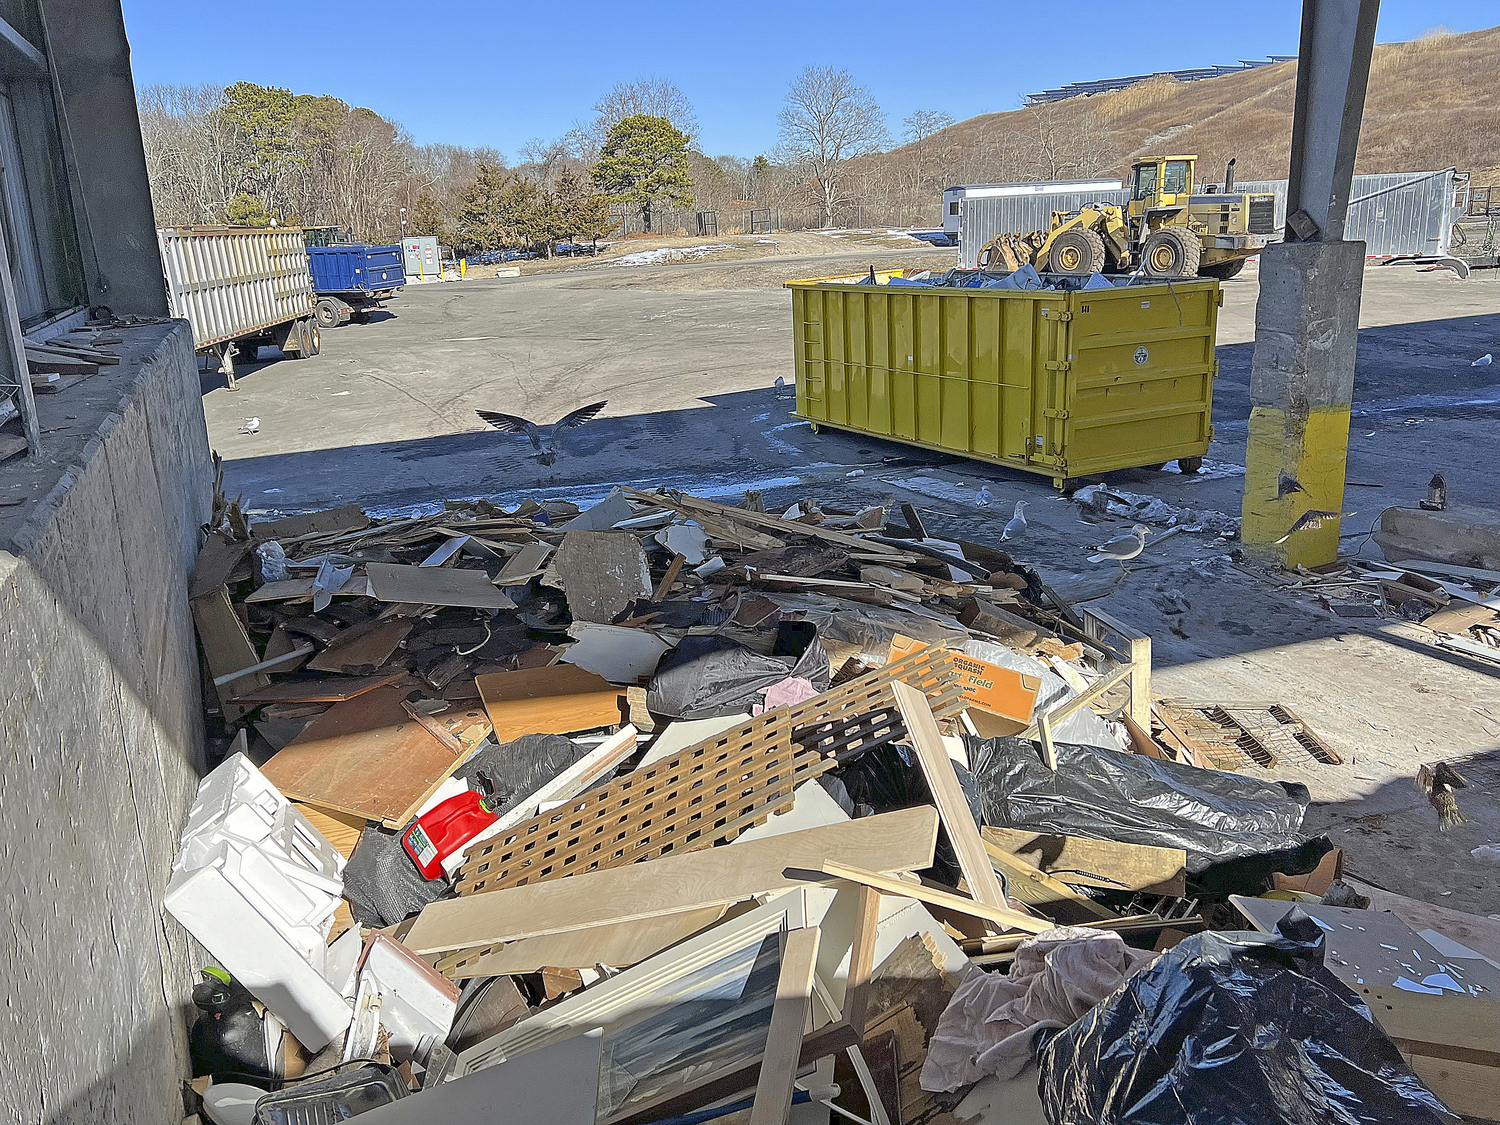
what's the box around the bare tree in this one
[517,136,572,187]
[1021,103,1117,180]
[566,76,700,165]
[777,66,889,227]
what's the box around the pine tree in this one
[453,162,508,254]
[589,114,695,233]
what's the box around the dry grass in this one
[887,24,1500,186]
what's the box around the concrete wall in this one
[38,0,169,317]
[0,321,211,1124]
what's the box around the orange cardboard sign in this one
[888,634,1041,731]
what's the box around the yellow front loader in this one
[977,156,1277,280]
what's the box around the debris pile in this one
[171,484,1497,1125]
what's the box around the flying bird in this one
[475,401,608,465]
[1417,760,1467,829]
[1089,523,1149,573]
[1273,509,1341,545]
[1002,500,1028,540]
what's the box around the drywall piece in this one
[735,780,850,843]
[457,893,809,1074]
[659,522,709,565]
[260,686,471,826]
[553,530,653,623]
[366,1031,603,1124]
[494,541,554,585]
[475,664,622,742]
[639,713,752,769]
[562,489,636,531]
[753,928,823,1125]
[448,905,730,979]
[561,623,671,683]
[165,754,351,1049]
[365,562,517,609]
[951,1071,1049,1125]
[406,806,939,956]
[980,826,1186,897]
[889,681,1010,918]
[1347,879,1500,966]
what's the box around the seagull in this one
[1273,509,1341,545]
[1473,354,1492,367]
[1276,474,1308,499]
[475,401,608,466]
[774,375,790,397]
[1089,523,1149,573]
[975,486,993,507]
[1001,500,1028,540]
[238,417,259,434]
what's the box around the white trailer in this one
[158,227,320,389]
[942,179,1123,240]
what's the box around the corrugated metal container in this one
[957,169,1466,266]
[158,227,314,351]
[787,274,1220,486]
[307,243,406,296]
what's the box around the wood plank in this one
[625,487,904,555]
[190,586,268,721]
[253,505,369,539]
[260,685,470,826]
[1348,880,1500,965]
[843,886,881,1035]
[405,806,939,955]
[293,802,366,859]
[889,680,1010,920]
[244,573,367,603]
[654,552,686,601]
[189,534,251,600]
[25,347,96,374]
[751,927,822,1125]
[980,826,1186,897]
[229,672,404,704]
[307,617,413,672]
[1402,1052,1500,1120]
[475,664,622,742]
[365,562,516,609]
[983,840,1115,920]
[796,861,1049,935]
[446,905,728,978]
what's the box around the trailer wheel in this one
[302,319,322,356]
[315,298,341,329]
[1177,456,1203,474]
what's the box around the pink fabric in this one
[920,927,1156,1090]
[752,676,820,714]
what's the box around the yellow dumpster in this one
[785,274,1221,488]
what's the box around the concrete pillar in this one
[1240,239,1366,567]
[1241,0,1378,566]
[37,0,168,316]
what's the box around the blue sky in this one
[121,0,1498,159]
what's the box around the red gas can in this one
[402,788,499,880]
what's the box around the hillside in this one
[896,25,1500,188]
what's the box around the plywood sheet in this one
[260,686,469,826]
[981,826,1186,897]
[405,806,939,955]
[476,664,622,742]
[253,504,369,539]
[365,562,516,609]
[293,802,367,859]
[308,618,412,672]
[449,906,729,978]
[229,672,404,704]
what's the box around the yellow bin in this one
[785,274,1221,488]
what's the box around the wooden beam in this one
[888,680,1010,922]
[1019,663,1134,740]
[981,826,1186,897]
[983,840,1115,920]
[792,860,1049,935]
[405,806,939,955]
[843,886,881,1036]
[750,927,822,1125]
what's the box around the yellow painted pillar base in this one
[1241,404,1352,568]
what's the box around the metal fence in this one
[957,170,1470,267]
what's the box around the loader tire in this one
[1141,228,1201,279]
[1198,257,1247,280]
[1048,228,1107,276]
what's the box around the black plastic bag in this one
[343,733,591,925]
[966,736,1308,872]
[1038,912,1455,1125]
[646,622,829,719]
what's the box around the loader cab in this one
[1127,156,1196,227]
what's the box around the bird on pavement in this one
[1001,500,1028,540]
[975,486,993,507]
[1089,523,1149,573]
[475,401,608,466]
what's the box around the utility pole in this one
[1240,0,1380,567]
